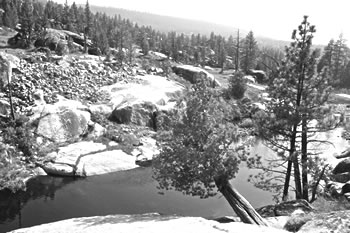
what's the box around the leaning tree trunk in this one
[214,175,268,226]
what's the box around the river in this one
[0,129,348,232]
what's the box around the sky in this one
[54,0,350,46]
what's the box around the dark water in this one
[0,160,273,232]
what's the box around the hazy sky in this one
[54,0,350,45]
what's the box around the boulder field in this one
[31,74,181,176]
[0,52,186,179]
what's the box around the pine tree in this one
[141,33,149,55]
[61,0,70,29]
[84,0,91,53]
[332,34,349,86]
[241,31,258,72]
[252,16,332,201]
[234,30,242,71]
[68,2,79,32]
[2,0,18,28]
[19,0,35,47]
[318,35,349,87]
[317,39,334,73]
[218,37,226,73]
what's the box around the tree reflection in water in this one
[0,176,78,227]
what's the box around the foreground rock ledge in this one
[10,213,287,233]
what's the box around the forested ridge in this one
[0,0,290,77]
[1,0,349,86]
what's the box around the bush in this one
[0,116,37,192]
[0,142,30,192]
[226,71,247,100]
[1,116,39,158]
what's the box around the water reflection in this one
[0,166,274,232]
[0,176,77,230]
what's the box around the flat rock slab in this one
[10,213,287,233]
[42,141,138,176]
[76,150,138,176]
[53,141,107,164]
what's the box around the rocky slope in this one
[0,49,187,180]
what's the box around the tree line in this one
[1,1,350,86]
[0,0,285,76]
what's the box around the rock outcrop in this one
[246,69,267,83]
[172,64,221,87]
[333,158,350,175]
[9,213,287,233]
[328,154,350,200]
[104,75,184,127]
[33,29,92,54]
[31,97,90,143]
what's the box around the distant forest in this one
[0,0,350,85]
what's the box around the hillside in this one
[89,5,298,49]
[90,6,243,37]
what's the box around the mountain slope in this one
[89,5,324,49]
[90,6,244,37]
